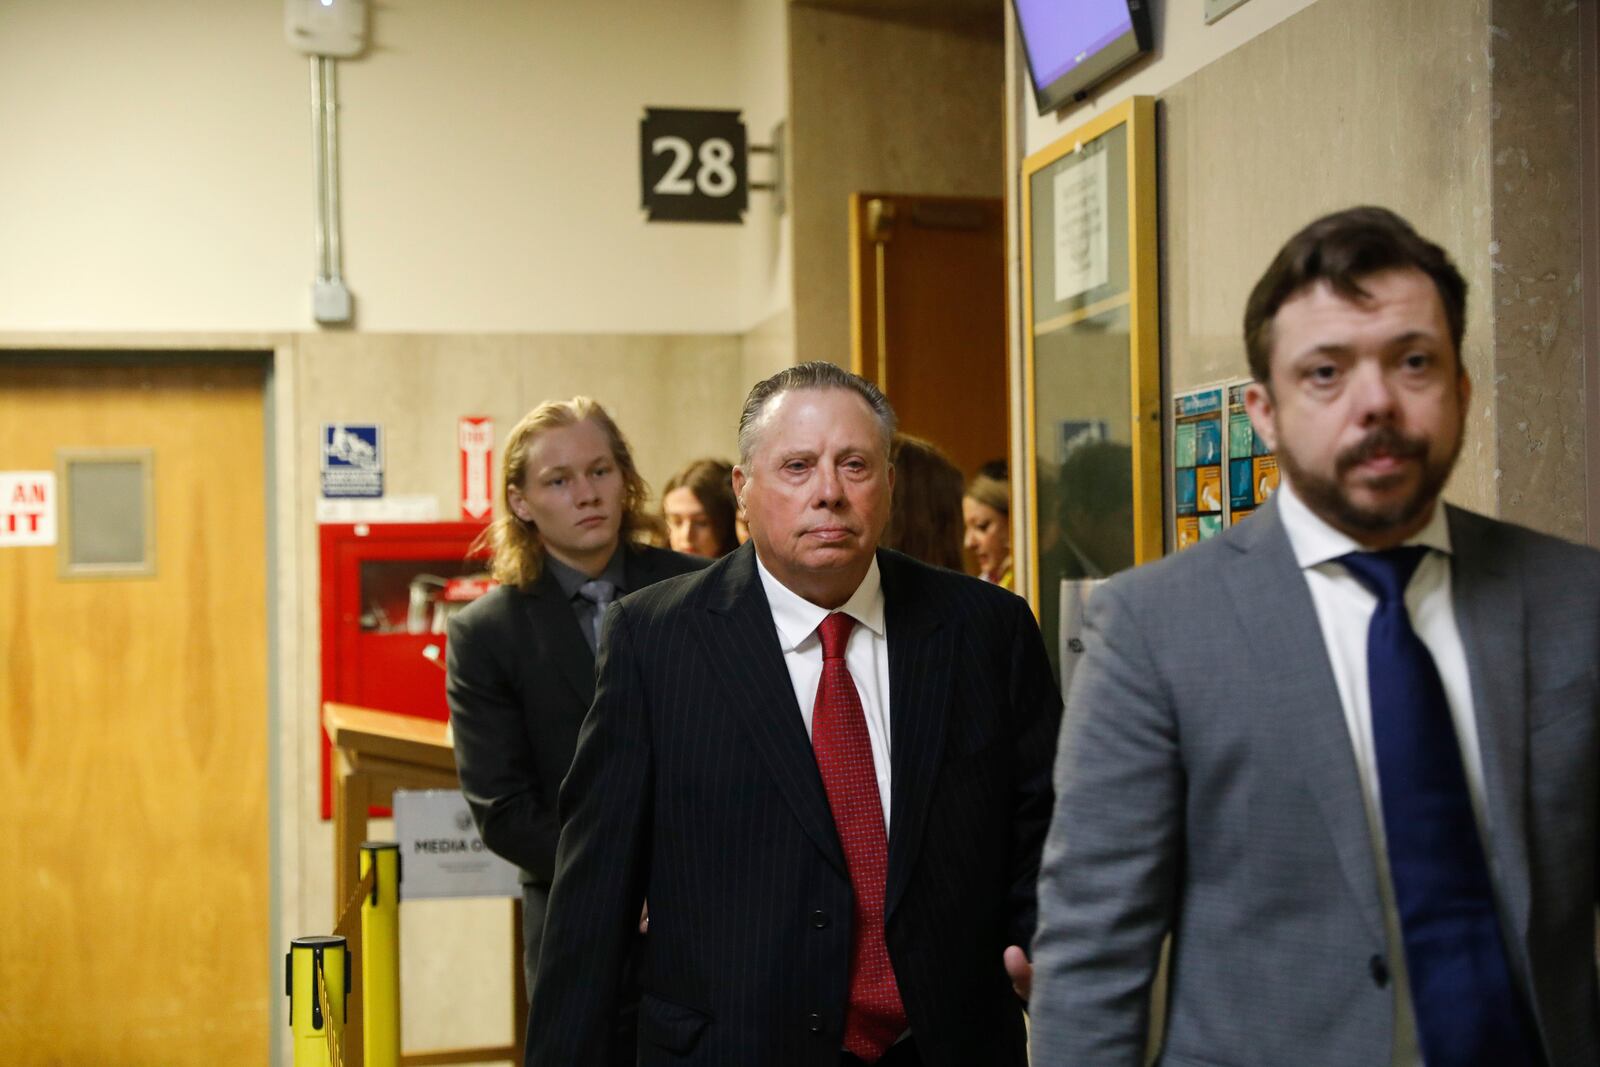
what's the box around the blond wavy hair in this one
[472,397,654,589]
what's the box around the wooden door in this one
[849,192,1009,483]
[0,360,269,1065]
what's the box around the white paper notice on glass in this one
[1059,577,1106,702]
[1053,150,1110,303]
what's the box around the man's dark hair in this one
[1243,206,1468,384]
[737,361,896,465]
[884,433,965,571]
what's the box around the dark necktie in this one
[811,612,905,1062]
[1340,548,1535,1067]
[575,578,615,654]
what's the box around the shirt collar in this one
[754,552,886,652]
[544,546,627,599]
[1276,476,1452,570]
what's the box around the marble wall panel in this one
[789,4,1004,365]
[1159,0,1498,514]
[1487,0,1585,540]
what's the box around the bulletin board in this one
[1172,378,1278,550]
[1020,96,1159,670]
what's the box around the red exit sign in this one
[0,472,55,546]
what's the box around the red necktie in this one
[812,612,906,1061]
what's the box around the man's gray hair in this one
[736,361,898,466]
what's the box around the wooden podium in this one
[323,702,526,1067]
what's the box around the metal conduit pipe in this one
[322,57,343,285]
[309,54,352,323]
[309,56,329,282]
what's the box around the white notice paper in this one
[394,789,519,900]
[315,494,439,524]
[1053,150,1110,303]
[0,471,56,547]
[1059,578,1106,702]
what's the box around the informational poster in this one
[1224,380,1278,522]
[314,495,439,524]
[1052,148,1109,302]
[1172,387,1224,550]
[394,789,519,901]
[0,471,56,546]
[321,423,383,498]
[1173,380,1278,550]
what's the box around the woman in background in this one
[884,433,965,571]
[964,462,1013,589]
[660,457,739,559]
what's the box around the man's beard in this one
[1277,421,1461,537]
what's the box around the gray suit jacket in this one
[1029,498,1600,1067]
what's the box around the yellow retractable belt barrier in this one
[287,934,349,1067]
[360,841,401,1067]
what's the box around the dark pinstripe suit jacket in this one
[527,544,1063,1067]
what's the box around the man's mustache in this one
[1335,425,1428,475]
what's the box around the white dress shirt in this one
[1276,480,1490,1067]
[755,553,893,831]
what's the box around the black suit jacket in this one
[527,545,1062,1067]
[446,544,708,885]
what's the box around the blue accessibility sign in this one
[321,423,384,498]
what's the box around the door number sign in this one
[640,108,750,223]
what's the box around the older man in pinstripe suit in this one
[527,362,1061,1067]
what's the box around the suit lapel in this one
[1221,499,1385,942]
[1446,506,1532,950]
[700,547,847,877]
[879,551,953,923]
[519,566,596,708]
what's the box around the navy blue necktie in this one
[1340,548,1535,1067]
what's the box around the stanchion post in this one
[360,841,402,1067]
[287,934,349,1067]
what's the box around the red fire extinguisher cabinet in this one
[318,521,491,819]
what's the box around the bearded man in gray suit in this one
[1029,206,1599,1067]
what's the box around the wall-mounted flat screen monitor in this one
[1013,0,1153,114]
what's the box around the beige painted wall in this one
[789,4,1004,363]
[0,0,772,334]
[738,0,795,329]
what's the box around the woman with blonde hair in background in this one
[660,457,739,559]
[964,462,1013,590]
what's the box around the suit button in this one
[811,910,830,929]
[807,1012,823,1033]
[1369,955,1390,988]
